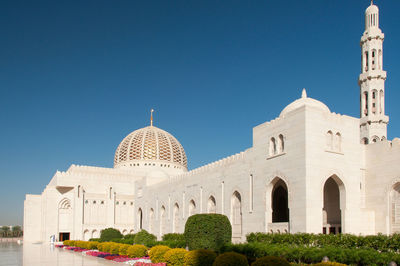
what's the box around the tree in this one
[1,226,11,237]
[12,226,22,237]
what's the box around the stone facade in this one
[24,2,400,243]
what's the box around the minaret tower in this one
[359,1,389,144]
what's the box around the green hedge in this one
[246,232,400,252]
[134,230,157,246]
[162,233,185,242]
[184,214,231,251]
[222,242,400,265]
[100,228,123,242]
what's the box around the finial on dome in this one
[302,88,307,98]
[371,0,373,5]
[150,109,154,126]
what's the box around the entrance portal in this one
[59,232,70,241]
[323,176,343,234]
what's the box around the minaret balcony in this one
[359,70,387,82]
[360,115,389,126]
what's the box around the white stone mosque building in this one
[24,2,400,243]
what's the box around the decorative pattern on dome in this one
[114,126,187,169]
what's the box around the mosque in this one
[24,2,400,243]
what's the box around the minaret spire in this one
[150,109,154,127]
[359,2,388,144]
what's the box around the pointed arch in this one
[173,203,180,233]
[138,208,143,230]
[160,205,166,236]
[231,191,242,240]
[207,196,216,214]
[188,200,196,217]
[271,179,289,223]
[149,208,154,234]
[322,175,346,234]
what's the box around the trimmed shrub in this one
[184,214,232,251]
[119,244,131,256]
[149,245,171,263]
[156,240,186,248]
[184,249,217,266]
[313,263,347,266]
[98,242,114,253]
[134,230,157,246]
[100,228,123,242]
[109,243,122,254]
[89,238,100,242]
[251,256,290,266]
[162,233,185,242]
[164,248,188,266]
[127,244,148,258]
[124,233,136,240]
[63,240,75,246]
[213,252,248,266]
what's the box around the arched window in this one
[138,208,143,230]
[381,136,386,141]
[188,200,196,216]
[231,191,242,240]
[361,137,369,145]
[379,90,384,114]
[372,136,380,143]
[363,92,368,116]
[326,131,333,150]
[365,51,369,72]
[334,132,341,152]
[207,196,216,214]
[378,50,382,70]
[372,90,378,114]
[173,203,180,233]
[160,206,166,236]
[149,208,154,234]
[269,138,277,156]
[278,134,284,153]
[372,49,376,70]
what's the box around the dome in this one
[279,89,330,118]
[366,3,379,14]
[114,126,187,169]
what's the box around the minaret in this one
[359,1,389,144]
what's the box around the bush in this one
[127,244,148,258]
[98,242,114,253]
[246,232,400,253]
[313,263,347,266]
[213,252,248,266]
[184,249,217,266]
[134,230,157,246]
[162,233,185,242]
[89,238,101,242]
[100,228,123,242]
[119,244,131,256]
[164,248,188,266]
[156,240,186,248]
[109,243,122,254]
[124,233,136,240]
[184,214,232,251]
[63,240,75,246]
[149,245,171,263]
[222,242,400,265]
[251,256,290,266]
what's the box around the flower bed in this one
[57,244,153,264]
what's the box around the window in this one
[269,138,277,156]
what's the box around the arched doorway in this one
[58,198,72,241]
[173,203,180,233]
[188,200,196,216]
[92,230,99,239]
[231,191,242,241]
[138,208,143,230]
[208,196,216,213]
[323,176,344,234]
[149,208,154,234]
[272,180,289,223]
[390,183,400,233]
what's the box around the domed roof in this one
[114,126,187,169]
[366,3,379,14]
[279,89,330,118]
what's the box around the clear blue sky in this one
[1,0,399,225]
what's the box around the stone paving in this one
[0,242,116,266]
